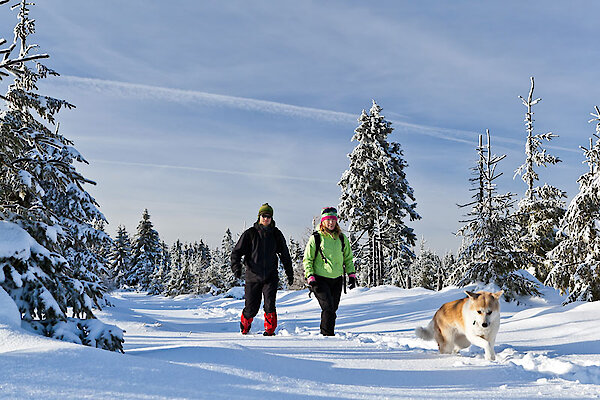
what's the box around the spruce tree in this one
[546,107,600,302]
[129,209,161,289]
[219,229,236,291]
[107,225,132,289]
[454,131,539,301]
[338,100,420,287]
[440,252,456,290]
[147,241,170,295]
[388,249,413,288]
[0,1,121,351]
[513,77,566,281]
[196,240,211,292]
[164,240,184,296]
[410,239,442,290]
[288,237,306,290]
[206,246,224,292]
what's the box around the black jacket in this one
[231,221,293,282]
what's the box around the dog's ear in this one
[492,290,504,299]
[465,290,480,299]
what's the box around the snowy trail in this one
[2,286,600,399]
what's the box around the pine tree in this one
[164,240,211,296]
[206,246,224,292]
[0,1,121,351]
[513,77,566,282]
[454,131,539,301]
[338,100,421,287]
[39,136,113,313]
[288,237,306,290]
[410,239,442,290]
[197,240,211,292]
[219,229,236,291]
[440,252,456,290]
[107,225,132,289]
[546,107,600,303]
[148,241,170,295]
[164,240,184,296]
[166,243,195,296]
[129,209,161,289]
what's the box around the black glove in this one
[307,275,317,287]
[287,275,294,286]
[348,274,357,290]
[233,268,242,280]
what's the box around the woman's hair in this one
[319,220,341,237]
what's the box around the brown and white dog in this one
[415,290,503,361]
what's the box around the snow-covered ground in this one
[1,284,600,399]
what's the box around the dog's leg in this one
[438,341,454,354]
[454,334,471,353]
[466,334,495,360]
[434,329,453,354]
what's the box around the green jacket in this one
[303,231,355,279]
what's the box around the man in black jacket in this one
[231,203,293,336]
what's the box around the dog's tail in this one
[415,320,434,341]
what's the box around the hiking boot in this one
[263,331,275,336]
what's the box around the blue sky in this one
[3,1,600,254]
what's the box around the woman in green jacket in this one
[303,207,356,336]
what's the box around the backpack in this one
[312,231,348,293]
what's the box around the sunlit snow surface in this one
[1,285,600,399]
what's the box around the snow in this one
[0,286,21,329]
[0,220,51,260]
[1,285,600,399]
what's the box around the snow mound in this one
[0,286,21,328]
[0,220,50,260]
[498,348,600,385]
[223,286,244,299]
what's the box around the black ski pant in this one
[312,275,343,336]
[242,275,279,319]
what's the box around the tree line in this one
[67,83,600,308]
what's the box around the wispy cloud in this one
[51,75,486,145]
[57,75,356,124]
[50,75,582,155]
[90,159,336,184]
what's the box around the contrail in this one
[90,159,337,184]
[48,75,581,153]
[50,75,480,144]
[57,75,356,124]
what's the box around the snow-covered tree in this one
[338,100,421,287]
[164,240,183,295]
[288,237,306,290]
[148,240,170,295]
[128,209,161,289]
[165,241,195,296]
[0,1,122,351]
[546,107,600,303]
[219,229,236,291]
[454,131,539,301]
[107,225,132,289]
[388,247,413,288]
[513,77,566,281]
[410,239,442,290]
[164,240,211,296]
[204,231,236,294]
[440,252,456,290]
[40,138,113,312]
